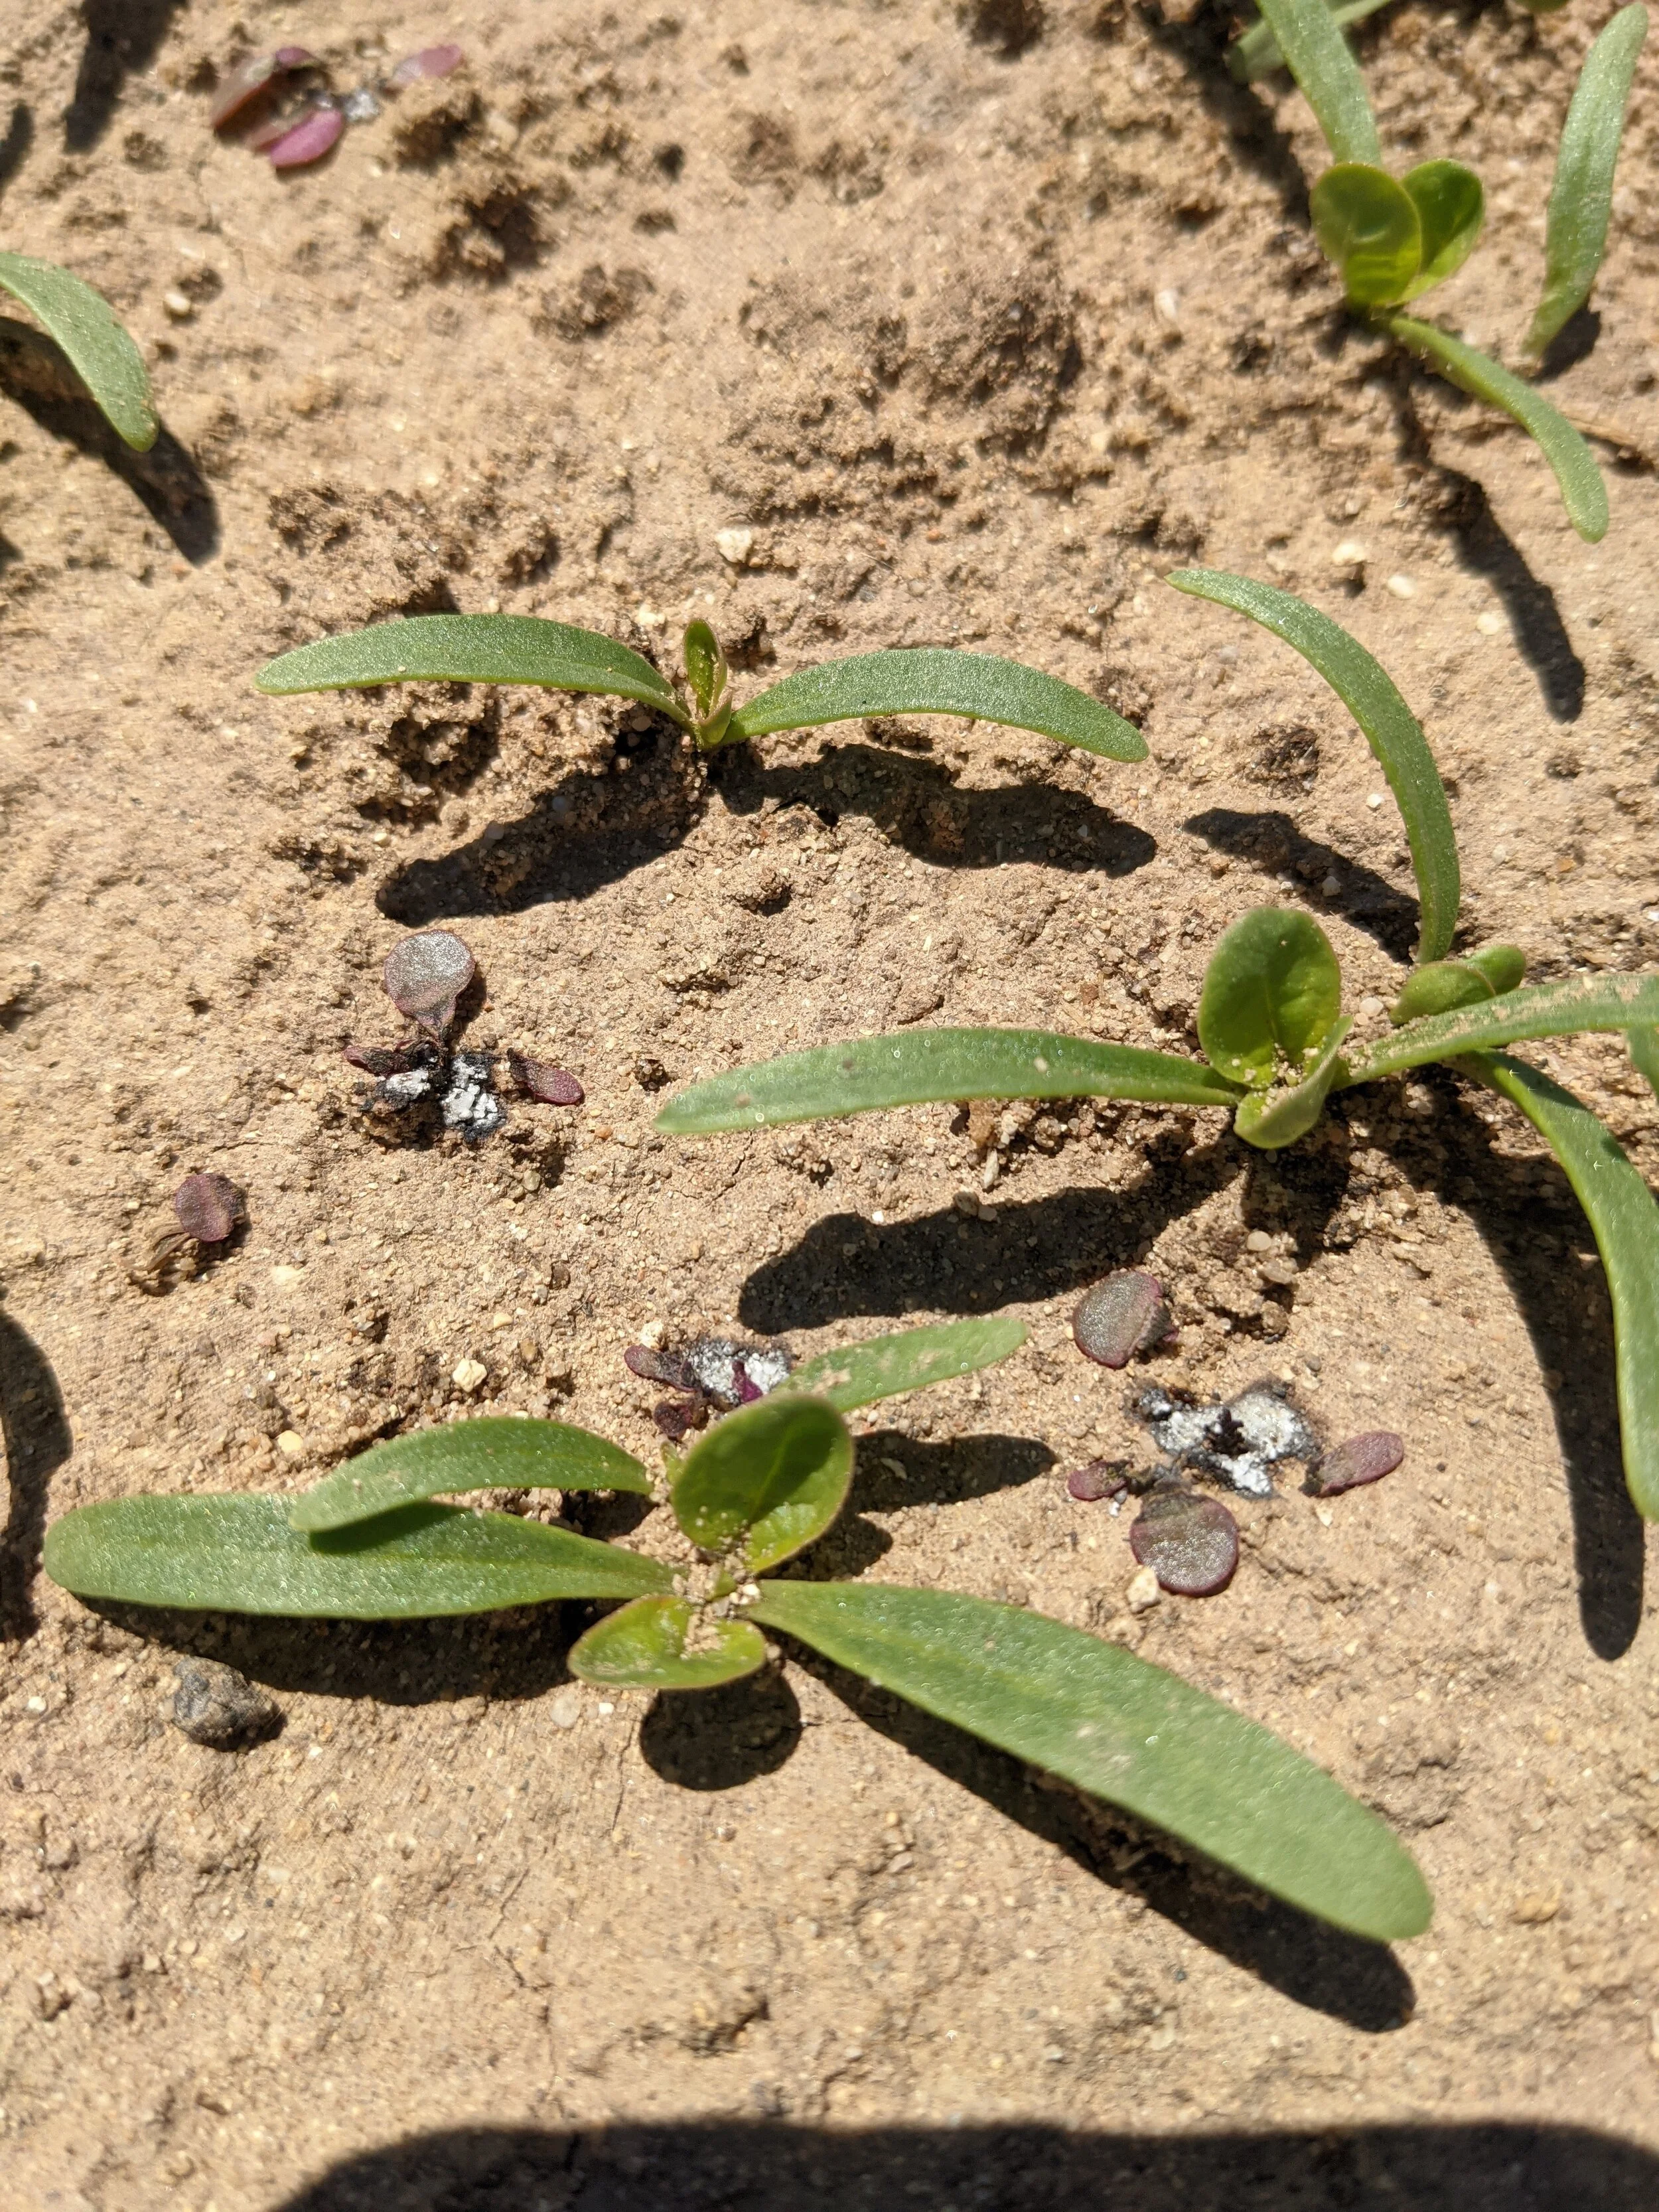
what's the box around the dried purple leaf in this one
[210,47,319,130]
[653,1396,709,1441]
[384,930,475,1036]
[173,1173,243,1245]
[343,1040,432,1077]
[624,1344,702,1395]
[507,1052,585,1106]
[264,104,346,168]
[1066,1459,1130,1503]
[390,44,465,86]
[1129,1485,1239,1597]
[1309,1430,1405,1497]
[1073,1272,1171,1369]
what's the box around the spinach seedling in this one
[253,614,1148,765]
[42,1321,1430,1943]
[656,570,1659,1522]
[1242,0,1650,541]
[0,253,157,451]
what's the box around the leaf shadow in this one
[64,0,185,153]
[1141,1,1313,219]
[0,102,33,193]
[0,315,219,563]
[1182,806,1419,957]
[636,1662,802,1789]
[1533,305,1601,382]
[1,1293,72,1641]
[1386,1067,1644,1660]
[847,1428,1056,1511]
[772,1635,1416,2032]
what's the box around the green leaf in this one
[1340,972,1659,1084]
[1310,165,1422,307]
[1168,569,1461,960]
[672,1396,854,1573]
[1374,312,1608,543]
[727,649,1148,763]
[1389,958,1497,1025]
[683,618,729,723]
[786,1317,1027,1412]
[254,615,692,725]
[751,1582,1431,1941]
[1230,0,1394,86]
[1235,1015,1352,1149]
[1526,5,1648,358]
[0,252,157,452]
[1252,0,1382,164]
[1198,908,1344,1091]
[1400,161,1484,299]
[289,1418,651,1534]
[42,1495,672,1618]
[1629,1025,1659,1102]
[1468,944,1526,995]
[654,1029,1242,1135]
[1459,1053,1659,1519]
[567,1595,768,1690]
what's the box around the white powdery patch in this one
[1135,1381,1317,1499]
[441,1053,506,1142]
[741,1347,794,1396]
[380,1067,436,1106]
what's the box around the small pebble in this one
[451,1357,488,1393]
[1126,1566,1163,1613]
[1309,1430,1405,1495]
[170,1659,280,1749]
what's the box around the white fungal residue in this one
[1135,1380,1317,1499]
[440,1053,506,1142]
[380,1068,435,1106]
[740,1347,794,1396]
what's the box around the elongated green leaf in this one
[0,252,157,451]
[1198,908,1344,1090]
[683,619,728,722]
[654,1029,1241,1136]
[289,1418,650,1534]
[568,1594,768,1689]
[672,1396,853,1572]
[1468,944,1526,995]
[1168,569,1461,960]
[1341,972,1659,1084]
[727,649,1147,763]
[1230,0,1393,86]
[1389,958,1496,1025]
[255,614,692,724]
[786,1317,1027,1412]
[42,1495,672,1618]
[752,1581,1431,1941]
[1401,161,1484,299]
[1460,1052,1659,1519]
[1311,165,1421,306]
[1252,0,1381,163]
[1236,1015,1352,1148]
[1374,312,1608,543]
[1526,5,1648,358]
[1629,1025,1659,1101]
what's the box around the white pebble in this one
[1366,792,1384,809]
[1477,611,1504,636]
[1127,1567,1162,1613]
[1332,540,1368,566]
[162,289,194,320]
[451,1357,488,1393]
[1386,573,1415,599]
[715,527,755,567]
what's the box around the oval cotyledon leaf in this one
[655,1029,1241,1135]
[750,1581,1431,1941]
[289,1417,652,1534]
[0,251,157,451]
[43,1495,672,1618]
[1198,908,1344,1091]
[568,1595,768,1690]
[671,1395,854,1573]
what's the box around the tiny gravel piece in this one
[1073,1272,1171,1368]
[1309,1430,1405,1496]
[170,1659,281,1748]
[173,1173,242,1244]
[1066,1459,1129,1502]
[383,930,475,1035]
[508,1052,585,1106]
[1129,1485,1240,1596]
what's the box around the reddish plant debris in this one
[383,930,475,1036]
[507,1052,585,1106]
[624,1334,794,1435]
[1066,1459,1130,1503]
[343,1040,432,1077]
[210,48,319,130]
[173,1173,243,1245]
[1129,1485,1240,1597]
[261,104,346,168]
[624,1344,702,1394]
[1072,1272,1171,1369]
[653,1396,710,1442]
[390,44,465,86]
[1309,1430,1406,1496]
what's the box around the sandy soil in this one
[3,3,1659,2205]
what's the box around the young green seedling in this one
[43,1325,1431,1943]
[0,253,157,451]
[253,613,1148,764]
[1243,0,1650,542]
[656,572,1659,1522]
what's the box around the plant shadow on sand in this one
[274,2118,1659,2210]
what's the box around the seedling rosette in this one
[656,571,1659,1524]
[44,1323,1430,1943]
